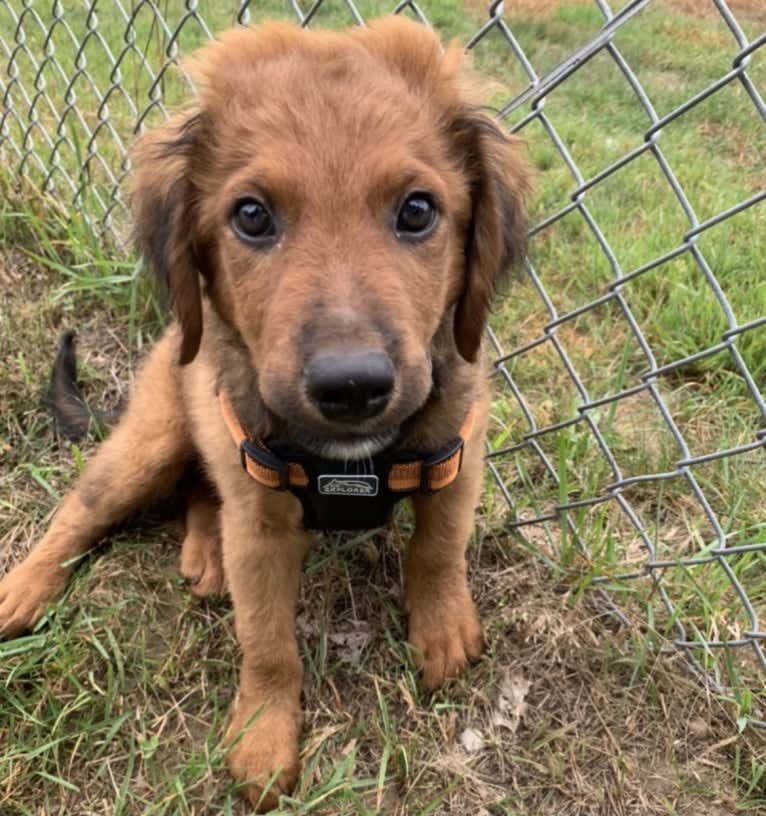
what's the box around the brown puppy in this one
[0,18,529,810]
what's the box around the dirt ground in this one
[464,0,766,25]
[2,250,764,813]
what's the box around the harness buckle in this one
[419,436,464,495]
[240,439,290,490]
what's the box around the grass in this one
[479,0,766,745]
[1,0,765,813]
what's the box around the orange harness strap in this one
[218,389,309,489]
[387,403,476,492]
[218,388,474,495]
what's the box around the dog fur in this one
[0,18,529,810]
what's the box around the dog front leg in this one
[405,401,488,690]
[221,490,309,812]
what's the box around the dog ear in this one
[130,110,205,365]
[451,109,530,363]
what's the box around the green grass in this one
[1,0,766,813]
[481,4,766,742]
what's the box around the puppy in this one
[0,17,529,810]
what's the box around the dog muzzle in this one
[218,389,475,531]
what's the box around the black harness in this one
[219,390,474,531]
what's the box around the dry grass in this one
[1,251,764,814]
[465,0,766,25]
[2,1,766,812]
[663,0,766,25]
[463,0,580,18]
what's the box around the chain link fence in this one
[1,1,764,729]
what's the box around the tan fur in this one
[179,482,226,598]
[0,18,529,811]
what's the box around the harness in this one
[218,389,475,531]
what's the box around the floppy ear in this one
[130,110,205,365]
[451,110,530,362]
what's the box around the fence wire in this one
[0,1,764,728]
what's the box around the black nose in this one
[305,349,395,422]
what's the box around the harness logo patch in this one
[318,475,379,497]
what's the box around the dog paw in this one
[407,583,484,690]
[179,532,226,598]
[0,560,67,638]
[226,696,301,812]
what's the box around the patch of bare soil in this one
[464,0,577,18]
[664,0,766,25]
[464,0,766,27]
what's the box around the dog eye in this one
[395,193,438,239]
[231,198,277,244]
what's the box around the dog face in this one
[131,18,529,459]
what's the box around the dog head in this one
[131,17,529,459]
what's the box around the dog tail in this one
[46,332,122,441]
